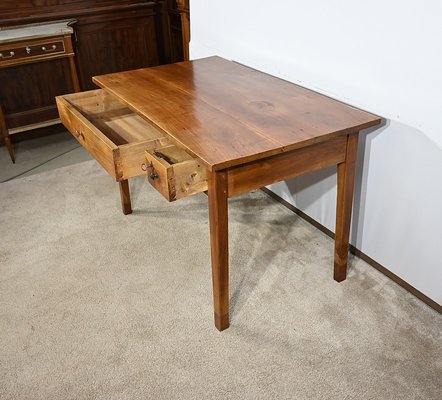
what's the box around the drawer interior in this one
[63,89,164,145]
[151,145,196,166]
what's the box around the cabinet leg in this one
[0,105,15,163]
[119,179,132,215]
[68,56,81,93]
[208,170,230,331]
[334,133,359,282]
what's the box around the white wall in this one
[190,0,442,305]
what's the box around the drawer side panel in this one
[56,95,119,179]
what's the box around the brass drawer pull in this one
[42,45,57,52]
[0,51,15,59]
[26,46,31,54]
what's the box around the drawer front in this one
[56,95,119,179]
[27,41,66,58]
[118,138,171,181]
[145,145,208,202]
[0,39,66,67]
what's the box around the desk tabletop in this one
[93,56,380,171]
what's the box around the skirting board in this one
[261,187,442,315]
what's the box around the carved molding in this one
[175,0,189,60]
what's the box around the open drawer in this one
[56,89,170,181]
[145,145,208,202]
[56,89,208,213]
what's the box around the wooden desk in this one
[58,56,381,331]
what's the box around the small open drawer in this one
[56,89,170,181]
[145,145,208,202]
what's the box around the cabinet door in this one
[0,58,76,129]
[75,7,159,90]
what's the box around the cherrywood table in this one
[92,56,381,331]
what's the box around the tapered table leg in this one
[119,179,132,215]
[334,133,359,282]
[0,105,15,163]
[208,170,229,331]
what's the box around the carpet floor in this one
[0,160,441,400]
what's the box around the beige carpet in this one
[0,160,441,400]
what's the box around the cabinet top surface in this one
[93,56,381,171]
[0,20,75,44]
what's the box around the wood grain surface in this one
[93,56,381,171]
[208,169,229,331]
[227,135,347,197]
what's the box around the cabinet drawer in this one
[145,145,208,202]
[56,89,169,181]
[28,40,65,57]
[0,39,67,67]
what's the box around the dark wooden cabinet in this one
[0,1,164,90]
[167,3,185,62]
[74,6,160,90]
[0,0,181,161]
[175,0,189,60]
[0,58,78,129]
[0,22,80,161]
